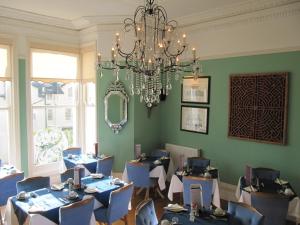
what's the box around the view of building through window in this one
[0,45,12,164]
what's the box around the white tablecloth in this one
[4,195,96,225]
[122,165,167,191]
[167,174,221,208]
[236,177,300,224]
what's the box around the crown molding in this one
[177,0,300,26]
[0,6,75,30]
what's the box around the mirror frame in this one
[104,80,129,134]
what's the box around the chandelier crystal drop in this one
[97,0,201,108]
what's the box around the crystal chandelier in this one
[97,0,200,108]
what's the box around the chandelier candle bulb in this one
[183,34,187,45]
[116,33,120,45]
[192,48,196,61]
[111,48,115,61]
[97,53,101,64]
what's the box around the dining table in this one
[122,156,173,191]
[235,176,300,224]
[167,166,221,208]
[61,154,99,175]
[0,165,20,179]
[161,210,228,225]
[4,176,125,225]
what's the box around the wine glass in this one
[171,217,179,224]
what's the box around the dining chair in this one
[94,183,134,225]
[60,168,85,183]
[126,162,156,199]
[62,147,82,157]
[251,167,280,181]
[150,149,170,158]
[187,157,210,175]
[16,176,50,193]
[135,199,158,225]
[228,201,264,225]
[0,172,24,225]
[59,196,94,225]
[182,176,213,209]
[96,156,114,176]
[251,192,289,225]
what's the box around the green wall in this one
[159,51,300,193]
[96,71,161,172]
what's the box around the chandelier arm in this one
[164,45,186,58]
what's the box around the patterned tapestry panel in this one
[228,73,288,145]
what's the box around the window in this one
[29,46,97,172]
[0,44,13,164]
[31,48,79,167]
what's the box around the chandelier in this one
[97,0,200,108]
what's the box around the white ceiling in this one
[0,0,243,20]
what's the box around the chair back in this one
[135,199,158,225]
[126,162,151,188]
[252,167,280,181]
[245,165,253,185]
[59,196,94,225]
[182,176,213,209]
[17,176,50,193]
[107,183,134,224]
[96,156,114,176]
[251,192,289,225]
[150,149,170,158]
[62,147,82,157]
[228,201,264,225]
[60,168,85,183]
[187,157,210,174]
[0,172,24,206]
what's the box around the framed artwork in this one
[228,72,288,145]
[181,76,210,104]
[181,105,209,134]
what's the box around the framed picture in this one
[181,76,210,104]
[181,105,209,134]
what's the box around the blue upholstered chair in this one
[96,156,114,176]
[126,162,156,199]
[228,201,264,225]
[150,149,170,158]
[182,176,213,209]
[251,192,289,225]
[16,176,50,193]
[60,168,85,183]
[59,196,94,225]
[0,172,24,206]
[94,183,134,225]
[62,147,82,157]
[135,199,158,225]
[251,167,280,181]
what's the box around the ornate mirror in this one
[104,79,129,134]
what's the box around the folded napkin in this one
[164,204,187,212]
[244,186,257,192]
[275,178,289,185]
[28,205,45,213]
[90,173,104,179]
[51,183,64,191]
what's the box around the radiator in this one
[165,143,201,170]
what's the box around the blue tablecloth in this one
[63,155,98,173]
[161,211,228,225]
[11,177,123,225]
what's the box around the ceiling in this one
[0,0,243,21]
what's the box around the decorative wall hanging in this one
[181,106,209,134]
[228,72,288,144]
[181,76,211,104]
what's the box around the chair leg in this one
[145,188,150,200]
[136,187,144,195]
[156,187,165,199]
[123,215,128,225]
